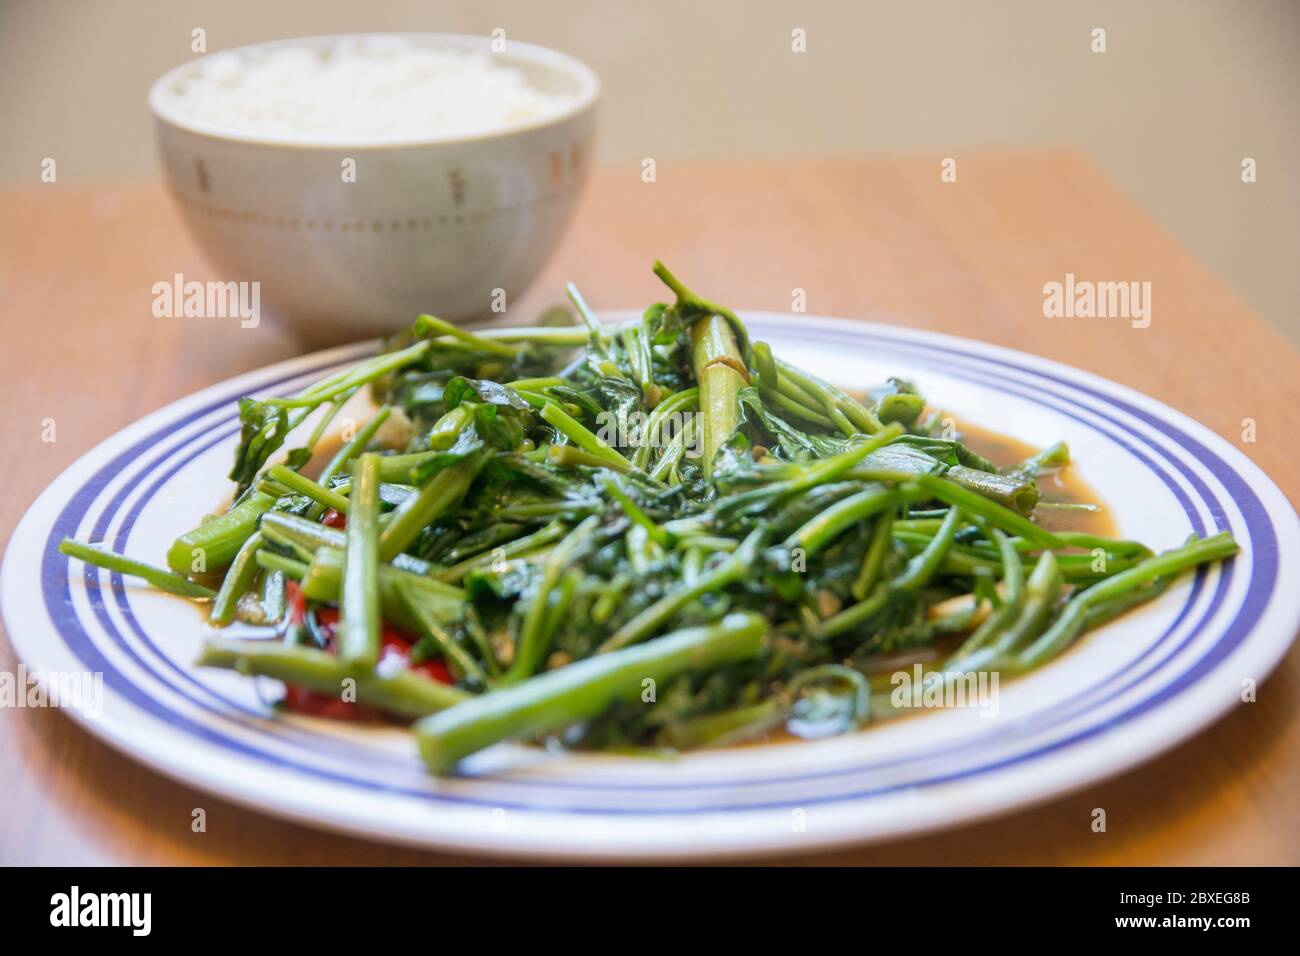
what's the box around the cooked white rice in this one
[159,35,572,142]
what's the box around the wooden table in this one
[2,153,1297,865]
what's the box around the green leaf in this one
[891,434,998,473]
[443,376,531,413]
[472,403,526,452]
[229,398,291,492]
[410,428,486,483]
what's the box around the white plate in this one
[3,314,1297,860]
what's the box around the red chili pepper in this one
[281,685,383,722]
[285,579,307,627]
[415,657,454,684]
[322,509,347,530]
[315,606,340,650]
[375,624,453,683]
[280,608,453,719]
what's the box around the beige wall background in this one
[2,0,1297,343]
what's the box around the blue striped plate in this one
[4,314,1297,859]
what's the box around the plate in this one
[3,314,1297,860]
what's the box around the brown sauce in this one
[953,419,1117,538]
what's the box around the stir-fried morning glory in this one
[60,263,1239,774]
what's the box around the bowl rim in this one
[148,31,601,150]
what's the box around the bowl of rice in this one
[149,33,600,343]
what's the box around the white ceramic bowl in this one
[149,33,599,344]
